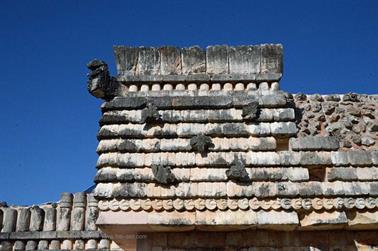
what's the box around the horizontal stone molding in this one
[97,137,277,154]
[100,108,295,125]
[95,150,378,169]
[97,197,378,212]
[117,73,282,83]
[97,210,298,231]
[101,92,288,111]
[94,181,378,199]
[96,151,339,168]
[97,122,297,140]
[95,167,309,183]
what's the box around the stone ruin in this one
[1,44,378,251]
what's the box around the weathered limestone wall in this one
[89,45,378,251]
[137,230,378,251]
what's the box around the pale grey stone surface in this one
[206,45,229,74]
[181,46,206,74]
[228,46,260,74]
[1,209,16,233]
[290,136,340,151]
[256,210,298,226]
[113,46,138,75]
[159,46,181,75]
[16,208,30,232]
[29,207,43,231]
[43,206,56,231]
[136,47,160,75]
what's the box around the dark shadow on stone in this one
[151,165,177,185]
[242,101,260,121]
[226,158,250,183]
[143,121,165,131]
[142,102,161,122]
[294,107,304,125]
[213,157,228,167]
[142,102,165,130]
[190,134,215,157]
[118,140,138,152]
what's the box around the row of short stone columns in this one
[0,193,97,233]
[0,193,121,250]
[0,238,117,250]
[122,81,280,92]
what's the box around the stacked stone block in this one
[92,46,378,234]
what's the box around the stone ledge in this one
[96,151,335,168]
[96,197,378,212]
[96,209,378,231]
[94,167,308,183]
[97,122,296,140]
[100,108,295,125]
[101,92,288,111]
[99,197,378,212]
[93,180,377,198]
[96,137,278,154]
[117,73,282,83]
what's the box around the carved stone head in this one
[87,59,111,99]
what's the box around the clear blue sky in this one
[0,0,377,205]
